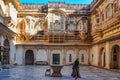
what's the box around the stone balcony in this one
[3,16,11,26]
[3,16,16,28]
[92,14,119,34]
[92,23,102,33]
[26,30,83,43]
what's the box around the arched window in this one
[50,22,53,30]
[92,54,94,62]
[69,54,72,62]
[81,54,84,62]
[60,21,64,30]
[102,13,104,21]
[60,16,65,30]
[119,0,120,7]
[107,5,113,18]
[69,24,74,31]
[83,22,87,30]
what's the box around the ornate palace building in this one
[0,0,120,71]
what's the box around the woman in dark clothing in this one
[71,58,81,78]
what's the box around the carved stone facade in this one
[0,0,120,71]
[90,0,120,70]
[15,45,90,65]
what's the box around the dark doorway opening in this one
[25,50,34,65]
[112,45,119,69]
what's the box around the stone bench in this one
[36,61,48,65]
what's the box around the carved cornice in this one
[49,9,68,18]
[0,23,16,37]
[92,32,120,45]
[17,13,46,18]
[4,0,23,10]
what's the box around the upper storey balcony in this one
[48,31,65,43]
[3,16,16,29]
[28,30,81,43]
[92,10,120,40]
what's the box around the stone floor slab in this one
[0,66,120,80]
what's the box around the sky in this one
[20,0,93,4]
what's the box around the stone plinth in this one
[50,65,63,77]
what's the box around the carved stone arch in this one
[49,9,68,19]
[66,50,75,64]
[36,49,47,62]
[79,49,88,65]
[25,49,34,65]
[99,47,106,68]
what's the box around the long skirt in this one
[71,68,80,78]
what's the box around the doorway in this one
[3,39,10,64]
[52,54,60,64]
[25,50,34,65]
[111,45,119,69]
[99,48,105,67]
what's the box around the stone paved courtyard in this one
[0,66,120,80]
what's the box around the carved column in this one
[34,48,38,64]
[75,46,79,59]
[62,46,66,65]
[47,46,50,65]
[105,42,111,69]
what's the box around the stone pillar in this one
[62,47,66,65]
[47,47,50,65]
[75,46,79,59]
[87,47,91,65]
[9,39,16,65]
[34,48,37,64]
[105,41,111,69]
[16,46,24,65]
